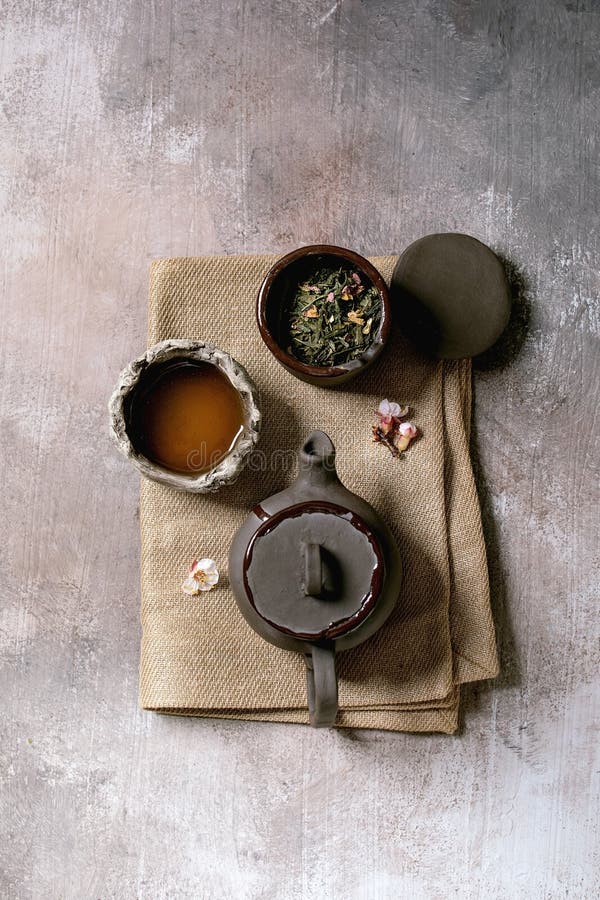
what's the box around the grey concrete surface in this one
[1,1,599,898]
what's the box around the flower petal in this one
[378,399,392,416]
[182,576,201,595]
[347,310,365,325]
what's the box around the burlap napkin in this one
[139,254,499,733]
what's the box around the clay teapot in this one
[229,431,402,727]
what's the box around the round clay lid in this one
[243,501,384,641]
[390,233,511,358]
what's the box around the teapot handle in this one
[305,644,338,727]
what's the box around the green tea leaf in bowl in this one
[288,267,382,367]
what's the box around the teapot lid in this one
[243,500,384,641]
[390,232,511,358]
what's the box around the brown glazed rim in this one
[243,501,385,641]
[256,244,392,379]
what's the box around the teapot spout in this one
[299,431,339,487]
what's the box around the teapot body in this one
[228,431,403,725]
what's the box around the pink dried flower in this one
[398,421,418,439]
[326,291,335,302]
[377,400,399,434]
[376,399,409,433]
[351,272,361,284]
[378,399,401,419]
[394,422,419,452]
[373,399,419,458]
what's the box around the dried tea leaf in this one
[287,264,382,366]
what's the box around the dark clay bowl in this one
[256,244,391,387]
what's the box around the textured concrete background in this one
[1,1,599,898]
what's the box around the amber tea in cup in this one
[110,340,260,492]
[127,360,245,475]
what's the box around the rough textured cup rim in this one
[108,339,261,492]
[256,244,391,381]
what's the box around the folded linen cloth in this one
[139,254,499,732]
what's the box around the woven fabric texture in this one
[139,254,499,733]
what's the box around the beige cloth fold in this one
[139,254,499,733]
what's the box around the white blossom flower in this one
[181,558,219,595]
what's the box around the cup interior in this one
[123,356,246,478]
[262,251,380,367]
